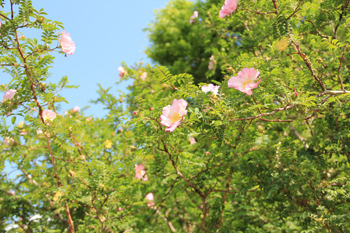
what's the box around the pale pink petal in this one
[225,0,238,11]
[72,106,80,113]
[140,72,147,81]
[244,89,253,95]
[3,89,16,101]
[160,115,172,127]
[146,193,154,201]
[60,31,76,55]
[165,121,181,132]
[228,77,243,89]
[189,137,196,144]
[173,99,188,116]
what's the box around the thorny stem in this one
[290,40,326,91]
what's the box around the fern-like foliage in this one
[272,15,290,39]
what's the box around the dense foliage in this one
[1,0,350,232]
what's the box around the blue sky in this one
[2,0,176,186]
[27,0,172,118]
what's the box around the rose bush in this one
[1,0,350,232]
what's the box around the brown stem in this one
[65,202,75,233]
[272,0,278,14]
[201,195,207,233]
[334,1,350,38]
[229,104,297,122]
[290,40,326,91]
[45,134,62,187]
[160,139,203,197]
[217,177,231,229]
[338,54,345,90]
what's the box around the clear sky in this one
[25,0,172,118]
[2,0,175,186]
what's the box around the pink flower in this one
[190,11,199,24]
[160,99,188,132]
[206,151,210,155]
[219,0,238,18]
[118,66,126,78]
[0,21,2,27]
[140,72,147,81]
[146,193,155,207]
[189,137,196,145]
[72,106,80,113]
[208,61,215,70]
[135,164,148,181]
[2,89,16,102]
[201,84,220,95]
[60,31,76,55]
[37,129,43,134]
[228,68,261,95]
[20,130,27,135]
[3,137,14,146]
[208,56,215,70]
[42,110,56,123]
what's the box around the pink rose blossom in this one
[60,31,76,55]
[190,11,199,24]
[146,193,155,207]
[201,84,220,95]
[208,56,215,70]
[2,89,16,102]
[0,21,2,27]
[189,137,196,145]
[208,61,215,70]
[219,0,238,18]
[118,66,126,78]
[206,151,210,155]
[42,110,56,123]
[160,99,188,132]
[3,137,14,146]
[135,164,148,181]
[140,72,147,81]
[228,68,261,95]
[151,90,155,93]
[72,106,80,113]
[37,129,43,134]
[20,130,27,135]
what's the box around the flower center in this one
[242,78,252,89]
[170,112,181,123]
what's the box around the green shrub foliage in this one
[1,0,350,232]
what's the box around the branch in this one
[65,202,75,233]
[272,0,278,14]
[229,104,297,122]
[160,139,203,197]
[334,1,350,38]
[290,40,326,91]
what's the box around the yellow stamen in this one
[170,112,181,123]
